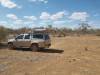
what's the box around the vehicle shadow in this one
[0,43,64,54]
[39,48,64,54]
[16,48,64,54]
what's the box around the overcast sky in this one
[0,0,100,29]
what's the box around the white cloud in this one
[40,12,50,20]
[6,14,18,20]
[40,11,66,20]
[6,14,37,27]
[24,21,34,25]
[14,19,23,25]
[0,21,7,25]
[0,0,18,8]
[69,12,89,21]
[24,16,37,21]
[39,0,48,3]
[13,19,35,26]
[53,20,66,25]
[29,0,48,4]
[88,21,100,28]
[50,11,66,20]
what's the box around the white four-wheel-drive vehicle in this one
[8,33,51,51]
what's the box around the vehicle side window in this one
[33,34,43,39]
[24,34,30,39]
[16,35,24,39]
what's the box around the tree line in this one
[0,23,100,42]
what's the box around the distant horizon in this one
[0,0,100,29]
[1,24,100,30]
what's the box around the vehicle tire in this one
[8,43,14,50]
[30,44,39,52]
[40,47,45,50]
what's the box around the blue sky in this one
[0,0,100,29]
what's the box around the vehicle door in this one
[22,34,31,47]
[13,34,24,47]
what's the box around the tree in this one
[47,25,52,29]
[78,22,91,34]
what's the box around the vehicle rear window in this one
[33,34,43,39]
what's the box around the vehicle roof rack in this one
[32,28,49,34]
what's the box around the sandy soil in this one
[0,36,100,75]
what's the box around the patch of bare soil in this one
[0,36,100,75]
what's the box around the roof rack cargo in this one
[32,28,49,34]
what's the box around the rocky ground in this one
[0,36,100,75]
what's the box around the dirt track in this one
[0,36,100,75]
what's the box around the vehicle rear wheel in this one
[40,47,45,50]
[30,44,39,52]
[8,43,14,50]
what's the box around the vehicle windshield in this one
[16,35,24,39]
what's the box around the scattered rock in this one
[84,47,89,51]
[72,58,76,61]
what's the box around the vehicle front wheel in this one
[8,43,15,50]
[30,44,39,52]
